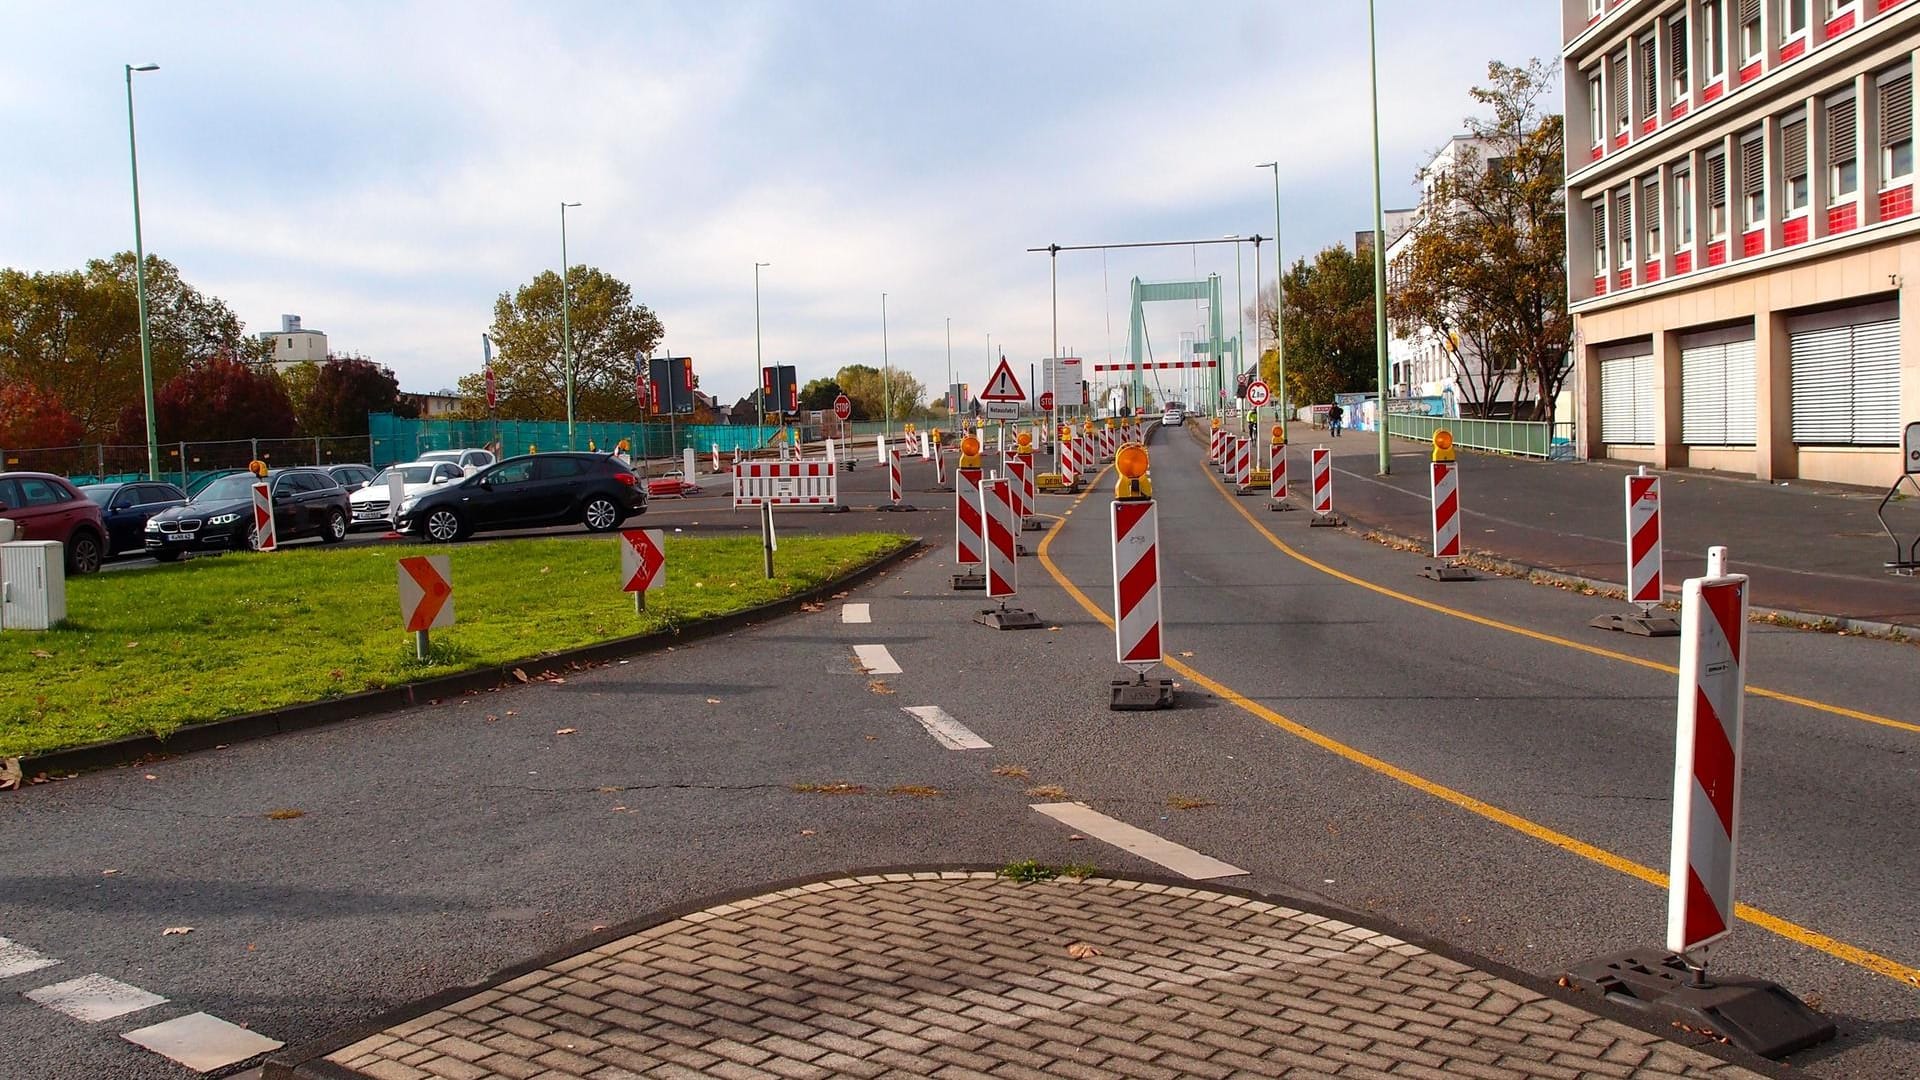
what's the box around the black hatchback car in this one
[78,481,188,557]
[397,452,645,542]
[144,467,351,559]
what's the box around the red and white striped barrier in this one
[1666,546,1748,957]
[954,464,984,585]
[1007,457,1031,526]
[1099,425,1115,462]
[732,459,841,509]
[1233,435,1253,491]
[1210,428,1223,463]
[1059,436,1079,488]
[982,476,1018,599]
[934,443,948,487]
[1269,447,1291,509]
[1112,498,1162,671]
[251,481,276,552]
[1627,468,1663,606]
[875,434,887,465]
[711,444,721,474]
[1432,461,1461,558]
[887,447,904,506]
[1309,447,1340,526]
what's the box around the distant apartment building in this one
[258,314,328,370]
[1564,0,1918,485]
[1354,209,1417,257]
[1387,137,1529,415]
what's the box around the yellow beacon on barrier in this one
[1432,429,1456,463]
[1114,444,1151,500]
[959,435,982,468]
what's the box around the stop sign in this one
[1039,390,1055,411]
[833,393,852,421]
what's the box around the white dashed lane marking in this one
[852,644,900,675]
[1030,802,1249,880]
[24,973,167,1023]
[901,706,992,750]
[841,602,871,623]
[0,937,60,979]
[123,1012,284,1072]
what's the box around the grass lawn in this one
[1,531,912,758]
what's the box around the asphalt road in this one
[4,421,1916,1077]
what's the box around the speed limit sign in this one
[1246,379,1271,407]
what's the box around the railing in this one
[1386,414,1572,460]
[1,437,375,488]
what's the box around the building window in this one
[1739,0,1763,65]
[1703,0,1728,81]
[1612,49,1631,135]
[1783,117,1810,211]
[1643,176,1662,255]
[1674,167,1695,247]
[1588,70,1604,146]
[1823,0,1857,22]
[1589,0,1605,17]
[1593,198,1608,273]
[1600,350,1657,444]
[1614,187,1634,269]
[1741,134,1766,226]
[1882,70,1913,182]
[1670,15,1691,101]
[1708,152,1730,236]
[1638,35,1659,119]
[1783,0,1809,37]
[1828,92,1858,200]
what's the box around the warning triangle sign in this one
[980,357,1025,401]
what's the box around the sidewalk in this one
[266,872,1766,1080]
[1293,424,1920,631]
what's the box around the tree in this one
[1251,245,1380,408]
[277,361,324,434]
[0,253,269,441]
[119,356,296,445]
[798,377,844,411]
[1387,59,1570,422]
[0,382,84,449]
[834,364,925,422]
[454,266,663,421]
[303,355,411,435]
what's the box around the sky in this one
[2,1,1560,408]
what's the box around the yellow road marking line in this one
[1197,455,1920,737]
[1035,475,1920,990]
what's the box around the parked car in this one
[397,452,644,542]
[1160,407,1183,427]
[0,472,107,574]
[79,481,188,557]
[416,448,496,475]
[326,463,379,489]
[186,468,247,498]
[144,467,350,560]
[347,460,467,530]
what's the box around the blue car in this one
[79,481,189,559]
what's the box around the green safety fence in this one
[1386,413,1563,459]
[366,414,807,466]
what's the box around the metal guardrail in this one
[1386,414,1573,460]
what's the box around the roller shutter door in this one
[1791,310,1900,445]
[1680,334,1757,445]
[1600,353,1656,444]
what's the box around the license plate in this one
[166,533,192,542]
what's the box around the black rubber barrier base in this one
[821,505,850,514]
[1422,563,1475,581]
[1110,677,1176,711]
[1022,519,1047,532]
[1309,513,1345,528]
[950,572,986,591]
[974,606,1043,631]
[877,503,918,513]
[1563,949,1835,1060]
[1268,500,1298,512]
[1590,610,1681,637]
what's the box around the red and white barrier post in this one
[878,445,915,513]
[1110,445,1173,710]
[1059,427,1079,490]
[1668,545,1747,962]
[250,480,277,552]
[1309,447,1342,527]
[1591,465,1679,635]
[1422,431,1473,580]
[618,527,666,614]
[1268,426,1294,512]
[1015,432,1042,532]
[952,437,986,589]
[974,475,1042,630]
[1233,433,1254,494]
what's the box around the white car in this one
[417,447,497,475]
[1160,409,1183,427]
[348,460,468,529]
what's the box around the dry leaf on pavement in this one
[512,669,530,683]
[868,680,896,695]
[265,809,305,820]
[162,927,193,936]
[554,728,577,735]
[800,829,816,836]
[1066,942,1102,959]
[706,698,721,704]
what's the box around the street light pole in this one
[945,316,953,419]
[1257,162,1287,426]
[754,261,770,429]
[125,63,161,480]
[559,201,581,450]
[1367,0,1392,475]
[881,293,891,442]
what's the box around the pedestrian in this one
[1329,401,1345,437]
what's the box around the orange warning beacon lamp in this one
[1114,444,1151,500]
[1432,429,1456,463]
[247,459,268,478]
[1016,430,1033,451]
[959,435,982,468]
[1271,423,1287,449]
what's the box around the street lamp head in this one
[756,261,770,268]
[561,201,580,208]
[129,63,159,72]
[1255,161,1276,169]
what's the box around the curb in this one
[260,864,1789,1080]
[14,538,928,781]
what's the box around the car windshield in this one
[419,452,459,463]
[80,486,116,506]
[194,474,258,503]
[377,465,435,485]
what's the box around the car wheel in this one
[321,509,347,543]
[582,496,621,533]
[422,508,464,543]
[66,529,103,575]
[152,548,183,563]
